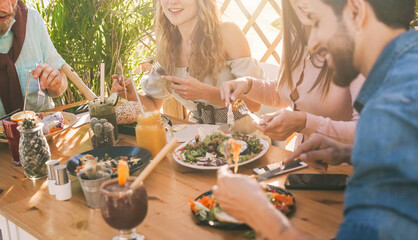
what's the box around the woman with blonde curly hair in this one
[112,0,265,126]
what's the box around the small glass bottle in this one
[18,122,51,180]
[135,111,172,158]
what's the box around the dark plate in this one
[192,186,295,230]
[67,146,151,178]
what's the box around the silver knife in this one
[257,159,302,182]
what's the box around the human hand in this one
[32,63,64,91]
[254,110,307,141]
[111,74,135,99]
[285,133,353,172]
[219,77,251,106]
[163,75,206,101]
[212,166,271,223]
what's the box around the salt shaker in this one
[46,160,59,195]
[54,165,72,201]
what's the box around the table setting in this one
[0,68,353,239]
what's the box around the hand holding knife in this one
[256,159,304,182]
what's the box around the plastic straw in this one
[23,70,31,112]
[129,70,145,114]
[130,138,178,189]
[100,63,105,103]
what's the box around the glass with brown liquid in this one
[100,177,147,240]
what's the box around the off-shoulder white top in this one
[141,57,266,111]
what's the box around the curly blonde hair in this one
[155,0,226,87]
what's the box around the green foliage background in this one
[24,0,156,105]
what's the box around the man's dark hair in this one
[322,0,416,29]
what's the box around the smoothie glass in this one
[2,119,21,166]
[135,111,172,158]
[88,99,119,142]
[100,177,147,240]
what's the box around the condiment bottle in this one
[54,165,72,201]
[46,160,59,195]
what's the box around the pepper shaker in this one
[46,160,59,195]
[54,165,72,201]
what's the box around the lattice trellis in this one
[219,0,282,64]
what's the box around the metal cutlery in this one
[37,76,46,107]
[116,59,127,98]
[34,64,45,107]
[257,159,302,182]
[0,109,20,121]
[149,59,166,75]
[233,99,261,124]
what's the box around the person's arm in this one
[213,167,310,240]
[47,71,67,98]
[285,133,353,171]
[34,8,67,98]
[300,75,365,143]
[221,22,262,112]
[111,75,165,111]
[246,78,288,108]
[301,112,358,144]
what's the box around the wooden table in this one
[0,115,353,240]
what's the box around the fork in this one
[223,141,232,165]
[149,59,166,75]
[34,64,46,107]
[233,99,261,125]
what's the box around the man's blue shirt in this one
[337,30,418,239]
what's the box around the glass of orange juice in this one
[135,111,172,158]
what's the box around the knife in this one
[0,109,20,121]
[257,159,302,182]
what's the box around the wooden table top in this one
[0,113,353,240]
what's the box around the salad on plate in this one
[173,129,268,170]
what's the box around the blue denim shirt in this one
[338,30,418,239]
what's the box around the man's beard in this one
[0,7,17,37]
[327,21,359,87]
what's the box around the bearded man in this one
[213,0,418,239]
[0,0,67,117]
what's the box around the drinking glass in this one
[2,119,21,166]
[100,177,148,240]
[135,111,173,158]
[88,99,119,142]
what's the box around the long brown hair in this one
[154,0,225,86]
[279,0,333,98]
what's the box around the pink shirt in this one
[247,56,365,143]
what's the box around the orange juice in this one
[135,111,167,158]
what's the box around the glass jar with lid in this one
[135,111,172,157]
[18,122,51,180]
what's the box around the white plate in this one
[0,111,77,143]
[173,136,269,170]
[173,124,220,143]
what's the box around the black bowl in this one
[192,186,295,230]
[67,146,151,178]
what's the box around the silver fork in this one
[233,99,261,124]
[149,59,166,75]
[223,140,232,165]
[33,64,46,107]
